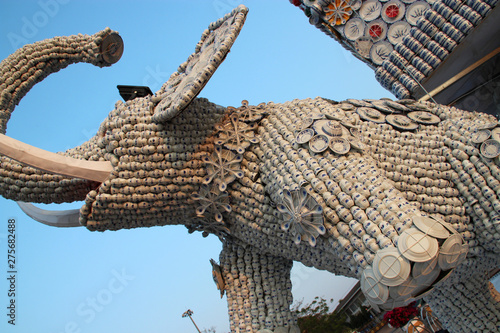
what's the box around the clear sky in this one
[0,1,392,332]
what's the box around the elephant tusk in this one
[0,134,112,182]
[17,202,82,227]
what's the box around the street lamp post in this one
[182,309,202,333]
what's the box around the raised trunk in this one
[0,29,122,204]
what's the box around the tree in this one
[346,306,373,330]
[293,297,352,333]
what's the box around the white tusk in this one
[0,133,112,182]
[17,202,82,227]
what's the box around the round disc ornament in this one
[412,215,450,239]
[153,5,248,122]
[296,128,315,144]
[388,21,411,45]
[491,127,500,141]
[438,234,464,270]
[372,247,412,286]
[477,122,499,130]
[100,33,124,64]
[397,228,439,262]
[357,107,386,123]
[329,137,351,154]
[406,1,430,26]
[361,267,390,304]
[355,37,374,58]
[367,20,388,41]
[382,1,406,23]
[407,111,441,125]
[480,139,500,158]
[384,100,411,112]
[309,135,330,153]
[471,129,491,144]
[386,114,418,130]
[370,41,393,65]
[344,18,366,41]
[360,0,383,22]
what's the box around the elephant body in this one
[1,5,499,333]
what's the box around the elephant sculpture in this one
[1,5,499,333]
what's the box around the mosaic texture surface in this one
[1,5,499,333]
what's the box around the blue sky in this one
[0,1,392,332]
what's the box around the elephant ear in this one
[152,5,248,123]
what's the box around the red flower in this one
[383,302,418,327]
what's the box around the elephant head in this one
[2,5,500,333]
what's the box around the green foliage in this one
[293,297,352,333]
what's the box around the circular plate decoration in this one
[299,117,314,130]
[100,33,124,65]
[382,1,406,23]
[412,254,438,279]
[325,0,354,25]
[384,100,411,112]
[348,136,366,150]
[360,0,383,22]
[388,21,411,45]
[346,98,371,107]
[372,247,412,286]
[389,277,418,299]
[310,112,325,120]
[309,135,330,153]
[477,122,499,130]
[340,103,355,111]
[471,129,491,144]
[406,1,430,25]
[355,37,374,59]
[329,137,351,154]
[386,114,418,130]
[361,267,390,304]
[480,139,500,159]
[412,215,450,239]
[153,5,248,122]
[324,108,346,121]
[296,128,315,144]
[413,265,440,295]
[350,0,362,10]
[407,111,441,125]
[370,41,394,65]
[491,127,500,141]
[344,17,366,41]
[367,20,388,41]
[372,101,398,113]
[438,234,464,270]
[397,228,439,262]
[316,119,344,137]
[357,107,386,123]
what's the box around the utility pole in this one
[182,309,202,333]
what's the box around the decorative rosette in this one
[191,184,232,223]
[277,188,326,246]
[202,146,244,192]
[215,113,259,154]
[325,0,354,25]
